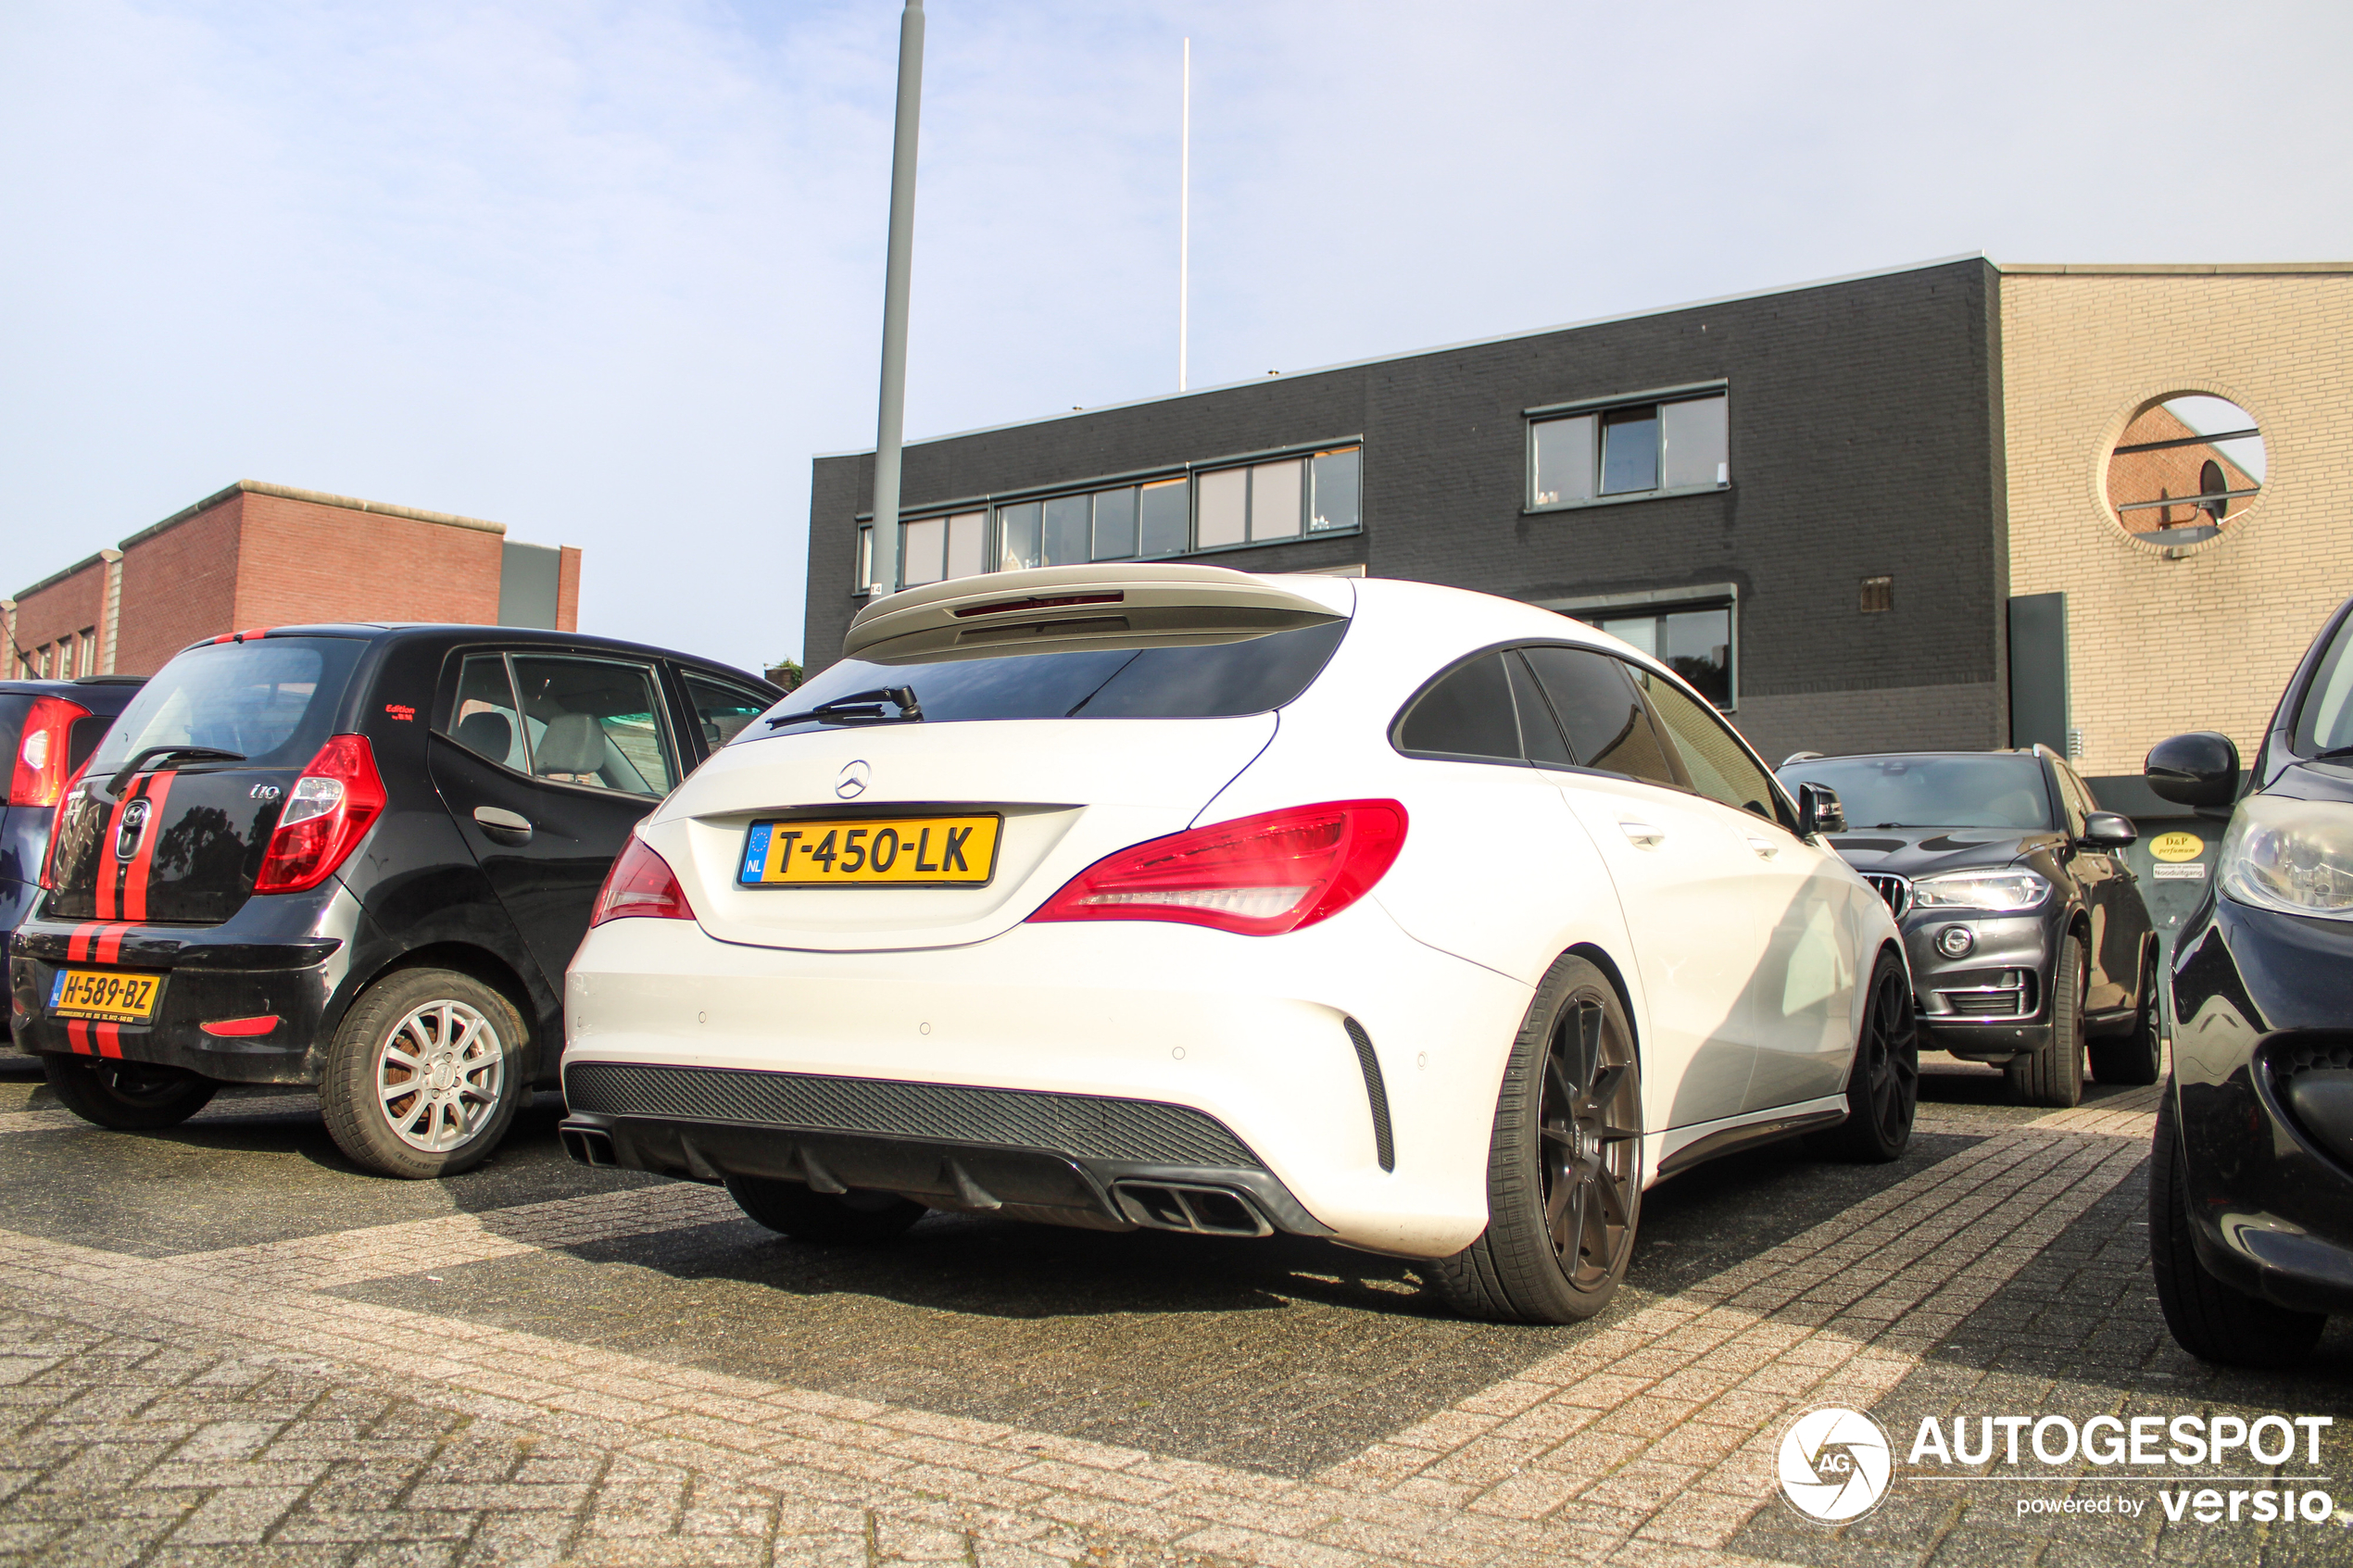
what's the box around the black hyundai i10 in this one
[2145,594,2353,1365]
[6,624,779,1178]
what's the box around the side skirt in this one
[1646,1095,1850,1185]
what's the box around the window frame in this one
[437,646,684,801]
[852,437,1365,596]
[1525,383,1730,516]
[1536,583,1742,712]
[1388,637,1797,832]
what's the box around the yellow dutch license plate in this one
[49,969,162,1023]
[738,815,1001,887]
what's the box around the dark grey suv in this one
[1775,746,2160,1107]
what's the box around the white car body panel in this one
[562,571,1906,1258]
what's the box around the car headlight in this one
[2219,795,2353,920]
[1909,868,2052,911]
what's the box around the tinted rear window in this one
[754,621,1348,737]
[84,638,367,776]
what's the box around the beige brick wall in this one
[2000,267,2353,776]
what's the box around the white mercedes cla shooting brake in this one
[560,564,1915,1323]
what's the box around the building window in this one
[1541,583,1739,710]
[2106,395,2263,545]
[1858,576,1893,613]
[857,443,1363,592]
[1529,390,1728,509]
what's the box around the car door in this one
[429,649,682,993]
[1518,645,1758,1128]
[2054,762,2136,1014]
[1631,671,1864,1112]
[673,667,780,765]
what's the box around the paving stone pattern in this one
[0,1056,2345,1567]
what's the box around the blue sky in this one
[4,1,2349,672]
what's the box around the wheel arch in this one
[1565,942,1641,1066]
[326,941,550,1085]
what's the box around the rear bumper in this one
[559,1066,1327,1238]
[560,900,1539,1258]
[6,884,360,1084]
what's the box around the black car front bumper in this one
[1904,911,2055,1060]
[2168,894,2353,1317]
[6,883,363,1084]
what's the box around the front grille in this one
[1862,872,1912,920]
[563,1061,1261,1169]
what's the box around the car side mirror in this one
[2080,810,2137,848]
[2145,732,2240,809]
[1796,782,1845,837]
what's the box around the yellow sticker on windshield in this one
[2150,831,2205,862]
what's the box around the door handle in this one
[1618,821,1665,849]
[473,805,534,842]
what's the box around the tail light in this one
[590,836,693,925]
[11,696,92,809]
[253,734,388,895]
[1028,799,1408,936]
[37,756,92,892]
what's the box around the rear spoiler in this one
[844,564,1346,665]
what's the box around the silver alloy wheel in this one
[375,999,505,1152]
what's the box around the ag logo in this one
[2151,831,2205,862]
[1778,1406,1892,1523]
[836,759,871,799]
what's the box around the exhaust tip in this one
[560,1126,618,1168]
[1113,1181,1273,1238]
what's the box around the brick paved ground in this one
[0,1060,2347,1567]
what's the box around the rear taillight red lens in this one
[1027,799,1408,937]
[11,695,92,809]
[589,836,693,926]
[37,756,92,892]
[253,734,388,895]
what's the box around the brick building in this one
[4,480,582,679]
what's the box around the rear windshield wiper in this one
[763,686,924,730]
[102,746,246,801]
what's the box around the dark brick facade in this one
[806,258,2008,764]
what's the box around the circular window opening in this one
[2107,395,2264,545]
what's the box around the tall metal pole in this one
[1178,38,1190,393]
[869,0,925,598]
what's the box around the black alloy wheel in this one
[1537,995,1642,1294]
[1818,949,1919,1161]
[2149,1085,2323,1367]
[42,1054,218,1131]
[2089,941,2164,1086]
[1429,952,1643,1323]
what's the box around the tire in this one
[42,1054,217,1131]
[1817,949,1918,1161]
[1428,953,1643,1324]
[2149,1085,2323,1367]
[726,1175,926,1243]
[2006,935,2086,1108]
[2088,943,2163,1086]
[320,968,526,1179]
